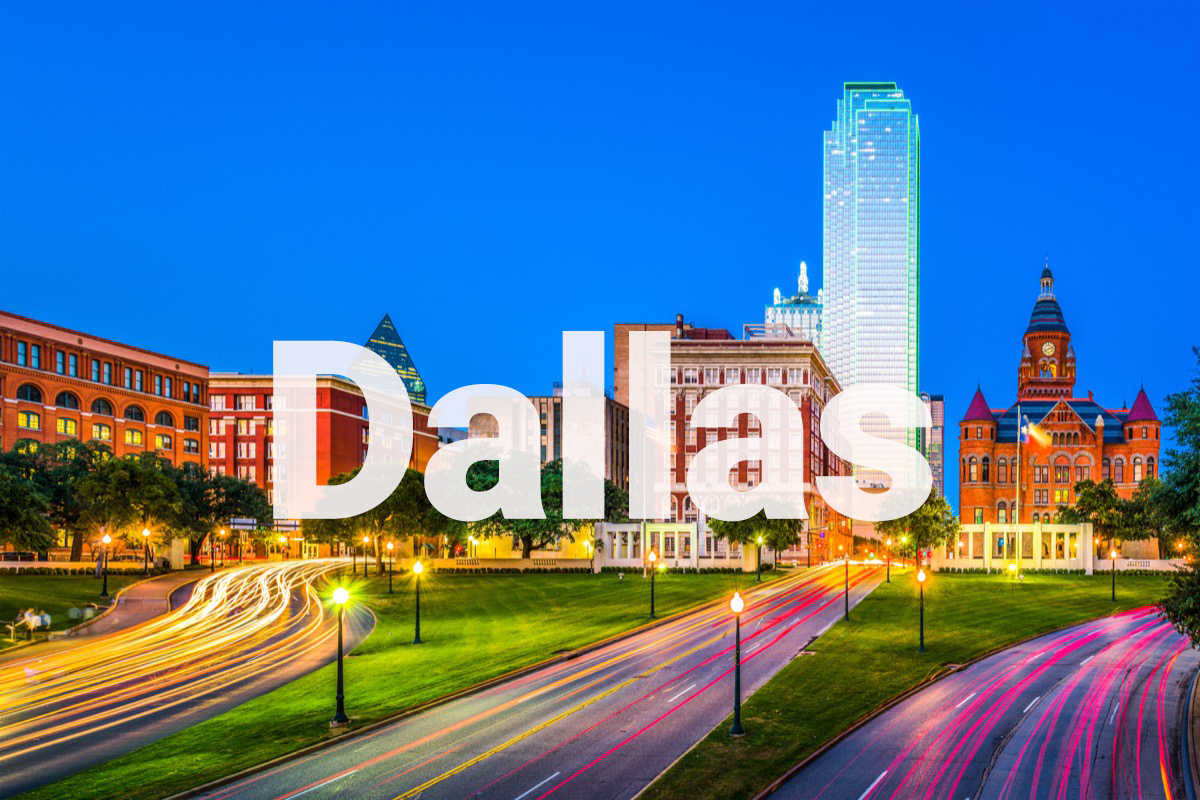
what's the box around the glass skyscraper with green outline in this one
[821,82,920,484]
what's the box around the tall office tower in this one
[822,81,920,484]
[918,392,945,498]
[362,313,427,404]
[765,261,823,343]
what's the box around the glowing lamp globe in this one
[142,528,151,538]
[413,561,424,575]
[1008,563,1016,572]
[648,550,657,564]
[387,541,393,551]
[332,587,350,605]
[730,592,744,614]
[757,535,763,545]
[917,569,927,584]
[362,536,369,544]
[886,538,892,546]
[1110,550,1117,559]
[102,534,111,544]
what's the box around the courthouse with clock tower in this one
[957,264,1161,538]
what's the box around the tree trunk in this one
[70,530,84,561]
[521,536,533,559]
[190,536,203,565]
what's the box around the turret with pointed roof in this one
[1125,387,1158,423]
[962,386,994,423]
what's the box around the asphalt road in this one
[194,562,883,800]
[0,559,372,797]
[773,606,1198,800]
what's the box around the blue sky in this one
[2,1,1198,509]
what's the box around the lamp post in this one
[386,541,394,594]
[331,587,350,726]
[756,535,763,583]
[886,538,892,583]
[839,544,849,621]
[917,568,927,653]
[219,529,227,568]
[142,528,151,576]
[210,530,216,573]
[468,535,476,559]
[648,550,658,619]
[362,536,370,578]
[279,534,288,560]
[729,591,746,737]
[1009,562,1016,580]
[1111,549,1117,601]
[238,528,244,565]
[412,560,424,644]
[100,533,111,598]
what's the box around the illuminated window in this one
[18,411,41,430]
[183,438,200,454]
[155,434,173,450]
[973,508,983,524]
[1132,457,1143,482]
[56,418,77,435]
[125,429,144,446]
[92,423,112,441]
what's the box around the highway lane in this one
[0,559,372,797]
[774,607,1198,800]
[196,562,883,800]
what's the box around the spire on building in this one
[364,313,427,404]
[1125,386,1158,422]
[962,385,994,422]
[799,260,809,295]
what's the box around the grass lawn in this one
[18,567,783,800]
[641,569,1173,800]
[0,573,144,645]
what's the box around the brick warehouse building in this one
[0,311,209,470]
[957,266,1161,544]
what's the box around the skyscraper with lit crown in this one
[822,81,920,483]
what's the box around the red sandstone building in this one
[958,266,1160,530]
[0,311,209,469]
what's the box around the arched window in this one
[1147,457,1155,479]
[968,457,978,482]
[1032,512,1040,524]
[16,384,43,403]
[90,398,114,416]
[1114,458,1125,483]
[1133,457,1143,483]
[998,458,1008,484]
[998,501,1008,524]
[55,391,80,409]
[1102,458,1111,481]
[1052,433,1058,445]
[670,495,679,522]
[981,456,991,483]
[154,410,175,427]
[1073,433,1080,445]
[125,405,145,422]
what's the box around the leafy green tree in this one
[1056,478,1133,553]
[875,487,961,564]
[172,464,270,564]
[707,511,801,558]
[1155,348,1200,645]
[0,464,55,552]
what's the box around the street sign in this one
[230,517,257,530]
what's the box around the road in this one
[194,562,882,800]
[0,559,372,797]
[774,606,1198,800]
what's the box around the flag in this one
[1019,415,1030,444]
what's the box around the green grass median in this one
[18,567,783,800]
[640,569,1172,800]
[0,573,144,645]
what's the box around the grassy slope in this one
[641,570,1171,800]
[0,573,143,641]
[20,568,781,800]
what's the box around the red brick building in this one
[0,311,209,468]
[958,266,1161,527]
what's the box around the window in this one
[1102,458,1111,481]
[1114,459,1125,483]
[55,391,80,409]
[767,368,782,384]
[125,429,144,446]
[91,398,114,416]
[1133,457,1143,482]
[683,368,698,385]
[1147,457,1155,479]
[16,341,27,366]
[135,370,144,392]
[30,345,41,369]
[154,411,175,427]
[746,368,761,384]
[56,418,77,435]
[725,367,739,385]
[211,395,226,411]
[183,438,200,454]
[184,415,200,432]
[968,457,978,482]
[1054,488,1069,504]
[92,360,100,382]
[154,375,163,396]
[1032,512,1040,524]
[237,441,257,459]
[981,457,990,482]
[1142,426,1147,439]
[998,459,1008,484]
[56,351,65,374]
[974,508,983,524]
[704,368,719,384]
[155,434,173,450]
[998,502,1007,524]
[164,377,173,398]
[124,367,133,389]
[16,384,43,403]
[92,423,112,441]
[124,405,145,422]
[18,411,40,430]
[103,362,112,385]
[1054,465,1070,483]
[1034,464,1050,484]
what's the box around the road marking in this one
[954,692,977,709]
[745,641,764,654]
[513,771,560,800]
[1109,701,1120,724]
[1023,696,1041,713]
[289,770,359,798]
[1080,655,1094,665]
[667,684,696,703]
[856,770,887,800]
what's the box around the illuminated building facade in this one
[822,81,920,483]
[364,313,427,404]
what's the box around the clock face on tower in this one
[1042,341,1056,356]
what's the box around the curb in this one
[745,607,1141,800]
[1184,662,1200,800]
[162,569,809,800]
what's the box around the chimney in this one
[676,313,684,339]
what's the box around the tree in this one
[875,487,961,564]
[0,464,55,552]
[172,465,271,565]
[707,511,801,558]
[1155,348,1200,645]
[1056,479,1132,553]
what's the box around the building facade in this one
[612,315,734,409]
[919,392,945,498]
[765,261,823,343]
[0,311,209,468]
[822,81,920,482]
[957,266,1161,536]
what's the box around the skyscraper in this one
[918,392,945,498]
[822,81,920,483]
[363,313,427,404]
[764,261,823,343]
